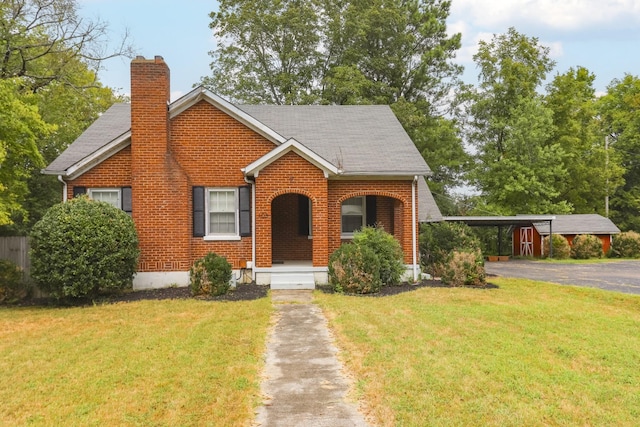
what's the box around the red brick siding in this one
[328,180,417,264]
[66,146,132,199]
[255,151,329,268]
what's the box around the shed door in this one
[520,227,534,257]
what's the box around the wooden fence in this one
[0,236,30,280]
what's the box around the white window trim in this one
[341,196,366,239]
[205,187,240,241]
[88,188,121,209]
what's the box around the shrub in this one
[420,222,482,276]
[440,250,486,287]
[571,234,603,259]
[190,252,232,296]
[328,243,382,294]
[352,225,404,286]
[609,231,640,258]
[541,234,571,259]
[30,196,139,300]
[0,259,29,303]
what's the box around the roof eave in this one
[46,131,131,180]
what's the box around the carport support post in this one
[498,226,502,256]
[549,220,553,258]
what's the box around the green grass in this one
[316,279,640,426]
[0,297,273,426]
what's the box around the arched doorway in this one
[271,193,312,264]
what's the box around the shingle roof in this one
[238,105,430,176]
[45,103,131,174]
[534,214,620,235]
[418,178,443,222]
[44,91,431,178]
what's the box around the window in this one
[207,188,238,237]
[89,189,121,209]
[341,196,366,236]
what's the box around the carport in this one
[443,215,556,258]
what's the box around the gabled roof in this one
[243,138,339,178]
[44,88,431,178]
[533,214,620,236]
[418,178,443,222]
[238,104,430,177]
[45,104,131,177]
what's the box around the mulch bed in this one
[11,279,498,307]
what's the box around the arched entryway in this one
[271,193,313,264]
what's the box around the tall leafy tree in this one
[0,79,52,226]
[545,67,624,215]
[462,27,570,214]
[597,74,640,231]
[0,0,129,232]
[204,0,467,195]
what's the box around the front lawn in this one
[316,279,640,426]
[0,297,272,426]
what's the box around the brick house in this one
[44,56,441,289]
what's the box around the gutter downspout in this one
[57,175,67,203]
[412,175,418,282]
[244,176,256,281]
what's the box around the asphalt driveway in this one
[485,259,640,295]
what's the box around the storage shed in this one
[513,214,620,257]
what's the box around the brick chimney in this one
[129,56,191,276]
[130,55,170,161]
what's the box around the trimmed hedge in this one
[328,243,382,294]
[189,252,232,296]
[441,250,486,287]
[420,222,482,277]
[571,234,603,259]
[30,196,139,300]
[609,231,640,258]
[541,234,571,259]
[352,225,404,286]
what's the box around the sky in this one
[78,0,640,101]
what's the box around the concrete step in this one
[270,272,315,290]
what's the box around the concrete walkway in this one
[254,290,371,427]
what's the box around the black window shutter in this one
[73,186,86,197]
[121,187,132,214]
[298,195,310,235]
[366,196,377,227]
[238,186,251,237]
[193,186,205,237]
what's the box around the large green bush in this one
[541,234,571,259]
[0,259,29,303]
[352,225,404,286]
[30,196,139,299]
[328,243,382,294]
[570,234,603,259]
[420,222,482,276]
[190,252,232,296]
[440,250,486,287]
[609,231,640,258]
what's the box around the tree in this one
[204,0,467,196]
[0,0,128,232]
[462,27,570,214]
[0,79,52,226]
[544,67,624,215]
[597,74,640,231]
[0,0,133,93]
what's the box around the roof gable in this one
[243,138,339,178]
